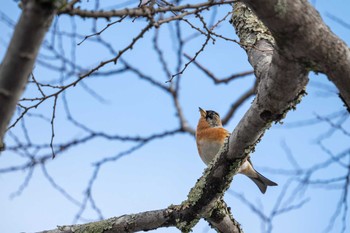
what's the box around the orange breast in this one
[196,125,230,164]
[196,127,229,141]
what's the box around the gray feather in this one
[249,171,277,194]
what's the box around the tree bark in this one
[0,0,56,151]
[229,2,309,161]
[40,208,176,233]
[17,0,350,233]
[204,200,244,233]
[239,0,350,110]
[37,12,308,228]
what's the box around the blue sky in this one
[0,0,349,232]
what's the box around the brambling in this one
[196,107,277,193]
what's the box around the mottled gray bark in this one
[0,0,56,151]
[39,199,241,233]
[229,2,309,160]
[24,0,350,233]
[239,0,350,110]
[39,198,242,233]
[36,1,309,233]
[205,200,244,233]
[40,208,176,233]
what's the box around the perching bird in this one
[196,107,277,194]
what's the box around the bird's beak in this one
[199,107,206,118]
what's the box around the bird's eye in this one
[206,115,212,120]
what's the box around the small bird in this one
[196,107,277,193]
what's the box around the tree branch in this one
[239,0,350,110]
[36,2,312,233]
[58,1,236,18]
[229,2,308,159]
[205,200,244,233]
[39,208,176,233]
[41,198,245,233]
[0,0,56,151]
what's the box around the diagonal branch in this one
[37,2,312,233]
[0,0,56,151]
[184,53,254,84]
[228,2,308,158]
[240,0,350,110]
[204,199,244,233]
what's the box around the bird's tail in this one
[249,171,277,194]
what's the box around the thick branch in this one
[40,208,175,233]
[0,0,56,150]
[229,2,308,159]
[240,0,350,110]
[205,200,244,233]
[40,200,242,233]
[36,3,310,233]
[39,142,243,233]
[58,1,236,18]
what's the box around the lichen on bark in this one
[232,3,274,48]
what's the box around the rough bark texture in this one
[205,200,244,233]
[40,200,242,233]
[39,140,243,233]
[229,3,309,163]
[239,0,350,109]
[36,1,313,233]
[10,0,350,233]
[40,209,175,233]
[0,0,56,150]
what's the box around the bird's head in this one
[198,107,222,127]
